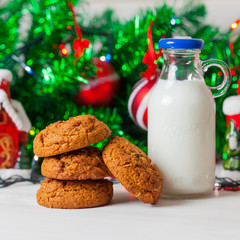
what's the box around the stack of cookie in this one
[34,115,113,209]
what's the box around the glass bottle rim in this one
[162,48,201,55]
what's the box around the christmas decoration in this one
[0,175,40,188]
[128,20,161,130]
[67,1,91,59]
[70,3,120,107]
[142,20,162,81]
[222,81,240,171]
[128,76,158,130]
[75,58,120,107]
[59,44,69,56]
[0,0,239,167]
[0,69,31,175]
[215,177,240,191]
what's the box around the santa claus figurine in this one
[222,82,240,171]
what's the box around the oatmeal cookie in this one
[41,147,111,180]
[33,115,111,157]
[102,136,163,204]
[36,178,113,209]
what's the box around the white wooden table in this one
[0,181,239,240]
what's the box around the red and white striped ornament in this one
[128,75,158,130]
[128,20,162,130]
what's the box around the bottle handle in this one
[202,59,232,98]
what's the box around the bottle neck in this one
[160,49,203,81]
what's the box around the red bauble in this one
[128,76,158,130]
[74,58,120,107]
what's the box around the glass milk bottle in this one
[148,37,231,198]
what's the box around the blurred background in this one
[80,0,240,30]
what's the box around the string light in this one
[170,17,181,26]
[231,22,238,30]
[230,19,240,30]
[24,66,35,75]
[229,19,240,58]
[61,48,68,56]
[100,56,106,61]
[100,54,111,62]
[170,18,176,25]
[29,129,35,135]
[11,55,35,76]
[215,177,240,191]
[59,44,69,56]
[105,53,111,62]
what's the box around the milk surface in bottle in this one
[148,37,231,198]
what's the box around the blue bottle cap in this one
[158,37,204,49]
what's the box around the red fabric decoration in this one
[142,20,162,81]
[67,1,90,59]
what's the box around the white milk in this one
[148,79,215,198]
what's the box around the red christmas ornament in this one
[0,70,31,168]
[128,20,161,130]
[74,58,120,107]
[128,76,158,130]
